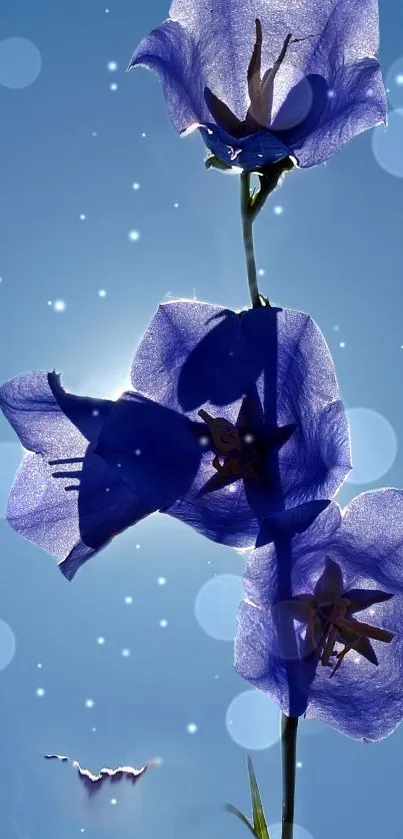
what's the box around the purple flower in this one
[0,300,350,577]
[126,300,351,548]
[129,0,387,172]
[0,371,202,580]
[235,490,403,741]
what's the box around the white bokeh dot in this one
[128,229,140,242]
[386,56,403,109]
[195,574,244,641]
[346,407,397,484]
[53,299,66,312]
[0,442,23,518]
[372,110,403,178]
[225,690,280,750]
[0,37,42,88]
[0,620,16,670]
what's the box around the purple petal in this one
[290,59,387,167]
[129,19,208,132]
[0,371,111,453]
[0,372,153,580]
[93,390,203,510]
[235,491,403,740]
[133,302,350,549]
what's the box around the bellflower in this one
[123,299,351,548]
[235,490,403,741]
[129,0,387,172]
[0,371,202,580]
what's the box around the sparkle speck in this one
[135,543,141,550]
[157,577,166,586]
[92,727,97,732]
[132,182,140,191]
[92,131,98,137]
[273,205,284,215]
[92,409,99,417]
[128,229,140,242]
[79,214,86,221]
[110,83,118,91]
[228,485,237,493]
[135,448,142,455]
[333,325,339,331]
[98,289,107,298]
[121,648,131,658]
[199,435,209,447]
[395,73,403,86]
[110,798,118,806]
[97,637,105,645]
[53,300,66,312]
[159,619,168,628]
[85,699,94,709]
[141,132,147,138]
[37,662,42,669]
[258,268,265,276]
[187,723,198,734]
[174,202,179,208]
[296,761,303,769]
[124,596,133,605]
[107,61,118,72]
[36,688,45,697]
[339,341,346,349]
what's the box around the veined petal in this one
[93,390,203,510]
[235,492,403,741]
[290,58,387,167]
[129,19,208,132]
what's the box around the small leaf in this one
[248,756,271,839]
[205,154,233,172]
[225,803,259,837]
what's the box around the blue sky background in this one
[1,1,403,838]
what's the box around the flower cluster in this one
[1,0,397,753]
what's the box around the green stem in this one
[241,172,262,308]
[280,713,298,839]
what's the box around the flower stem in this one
[280,713,298,839]
[240,172,262,308]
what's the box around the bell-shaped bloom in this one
[0,371,202,580]
[129,0,387,172]
[124,299,351,548]
[235,490,403,741]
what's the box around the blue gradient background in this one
[1,2,403,838]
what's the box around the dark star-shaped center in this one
[196,393,296,495]
[285,558,395,677]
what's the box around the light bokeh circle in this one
[0,37,42,89]
[0,620,16,670]
[195,573,244,641]
[225,689,280,750]
[372,109,403,178]
[0,442,23,518]
[346,408,397,485]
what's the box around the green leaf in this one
[248,756,271,839]
[204,154,233,172]
[225,803,259,837]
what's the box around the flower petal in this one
[235,491,403,740]
[289,59,387,167]
[129,19,208,132]
[93,390,203,510]
[0,371,153,580]
[131,300,262,415]
[0,371,111,453]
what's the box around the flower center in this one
[198,409,260,479]
[308,597,394,677]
